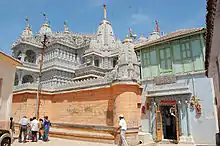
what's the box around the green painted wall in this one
[139,33,205,79]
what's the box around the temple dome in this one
[39,22,52,35]
[148,31,160,41]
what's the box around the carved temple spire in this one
[103,4,107,20]
[21,17,33,37]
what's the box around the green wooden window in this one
[173,44,181,61]
[159,47,172,73]
[142,49,150,67]
[181,42,191,59]
[149,49,157,65]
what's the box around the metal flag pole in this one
[36,34,48,119]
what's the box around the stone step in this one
[49,127,115,144]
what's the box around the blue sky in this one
[0,0,206,55]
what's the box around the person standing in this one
[39,119,44,140]
[42,116,51,142]
[165,110,172,139]
[27,118,33,140]
[18,116,28,143]
[9,117,15,140]
[115,114,128,146]
[30,117,39,142]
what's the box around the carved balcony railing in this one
[22,62,39,71]
[75,65,111,77]
[13,77,110,93]
[43,58,78,71]
[13,83,38,92]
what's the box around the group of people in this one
[17,115,51,143]
[9,114,128,145]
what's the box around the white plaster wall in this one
[140,74,218,144]
[0,60,16,122]
[188,76,218,145]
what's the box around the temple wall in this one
[12,84,141,128]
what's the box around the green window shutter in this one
[150,49,157,65]
[191,39,204,71]
[173,44,181,61]
[159,47,172,74]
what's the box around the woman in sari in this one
[42,116,51,142]
[38,119,44,140]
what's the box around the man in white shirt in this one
[30,117,39,142]
[18,116,29,143]
[115,114,128,146]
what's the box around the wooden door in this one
[173,104,180,143]
[156,105,163,142]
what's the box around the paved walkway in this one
[12,138,116,146]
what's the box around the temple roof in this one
[135,27,206,50]
[0,51,22,66]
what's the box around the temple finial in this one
[25,17,31,34]
[103,4,107,20]
[129,28,137,39]
[155,20,160,33]
[43,12,48,23]
[64,21,68,32]
[25,17,29,26]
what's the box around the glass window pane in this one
[167,59,172,69]
[173,44,181,60]
[150,49,157,65]
[165,48,171,58]
[187,50,191,58]
[191,39,202,57]
[160,49,164,59]
[182,50,186,58]
[160,60,166,69]
[185,43,190,51]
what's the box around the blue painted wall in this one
[188,76,218,144]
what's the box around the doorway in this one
[161,105,177,140]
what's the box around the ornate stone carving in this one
[154,75,177,85]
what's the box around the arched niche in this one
[24,50,36,63]
[22,75,34,84]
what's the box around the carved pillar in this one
[92,56,95,66]
[18,70,23,85]
[55,50,58,58]
[51,51,54,59]
[21,51,26,62]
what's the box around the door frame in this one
[158,100,180,143]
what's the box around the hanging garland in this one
[190,75,202,115]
